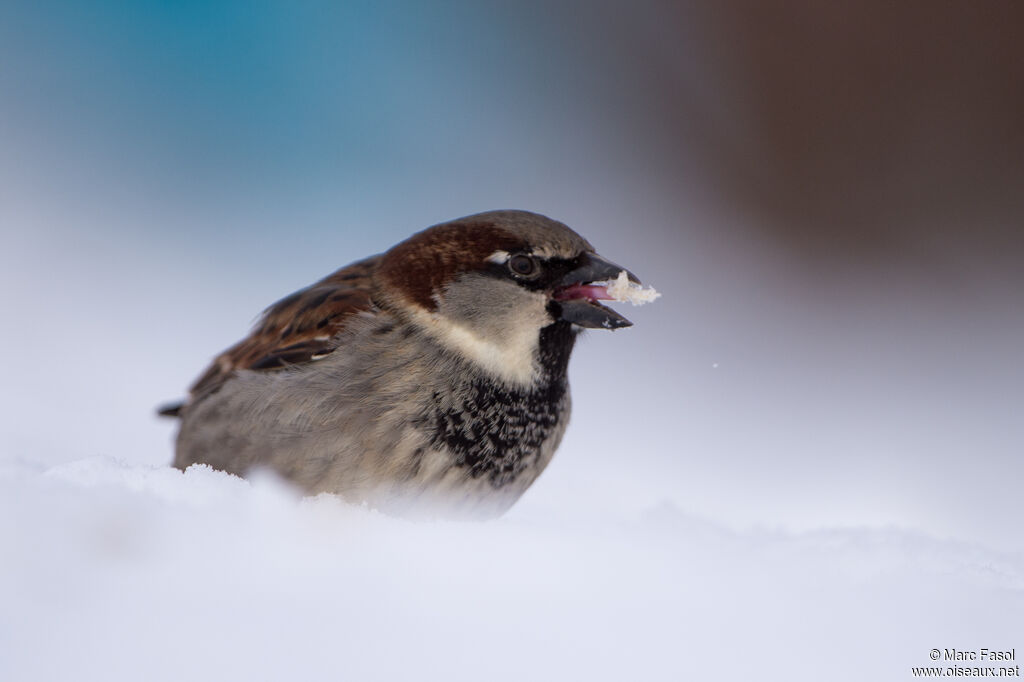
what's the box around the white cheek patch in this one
[408,307,543,387]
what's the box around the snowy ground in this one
[3,456,1021,682]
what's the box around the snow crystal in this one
[606,270,661,305]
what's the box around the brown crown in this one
[376,221,526,311]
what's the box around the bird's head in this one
[375,210,651,387]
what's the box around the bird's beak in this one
[551,253,640,330]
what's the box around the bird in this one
[161,210,654,518]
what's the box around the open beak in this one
[551,253,640,330]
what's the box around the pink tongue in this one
[554,283,613,302]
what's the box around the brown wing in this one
[183,255,381,406]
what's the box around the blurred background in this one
[3,0,1022,550]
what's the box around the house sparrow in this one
[162,210,655,518]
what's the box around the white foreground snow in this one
[2,457,1021,682]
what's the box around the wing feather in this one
[185,255,381,403]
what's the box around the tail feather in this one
[157,401,184,418]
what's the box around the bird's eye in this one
[508,254,540,278]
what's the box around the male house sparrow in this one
[162,210,655,517]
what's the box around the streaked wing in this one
[186,255,381,403]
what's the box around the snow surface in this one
[2,457,1021,682]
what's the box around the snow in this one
[2,457,1021,682]
[606,269,661,305]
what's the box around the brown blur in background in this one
[640,0,1023,277]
